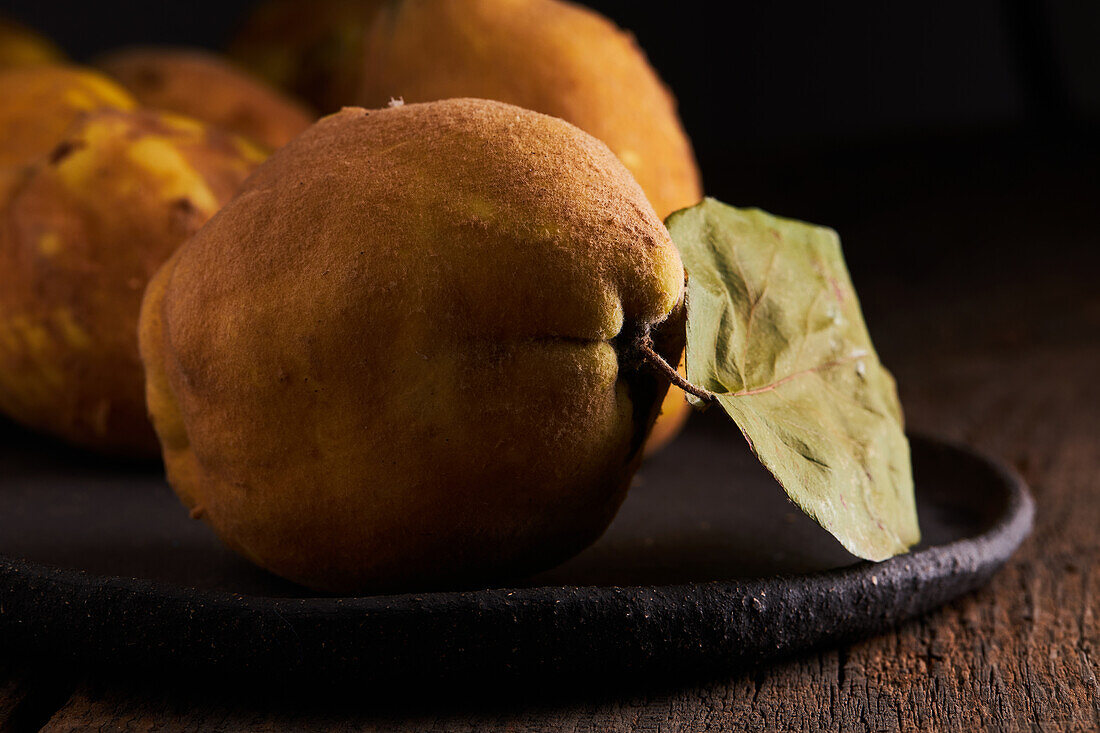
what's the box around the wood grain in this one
[12,161,1100,731]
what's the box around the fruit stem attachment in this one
[636,327,719,404]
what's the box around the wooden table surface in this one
[1,141,1098,731]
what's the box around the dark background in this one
[5,0,1099,283]
[7,1,1099,145]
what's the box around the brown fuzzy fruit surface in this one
[139,99,686,592]
[233,0,700,218]
[0,109,265,455]
[232,0,701,449]
[97,47,315,150]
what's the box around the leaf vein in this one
[731,351,868,397]
[739,240,779,384]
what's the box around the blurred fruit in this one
[0,109,265,454]
[0,17,65,70]
[0,66,135,169]
[645,365,691,454]
[97,47,315,149]
[139,99,685,591]
[230,0,373,111]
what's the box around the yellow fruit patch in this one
[72,71,138,111]
[617,148,643,171]
[233,135,269,165]
[126,137,220,214]
[37,231,62,256]
[157,112,207,136]
[52,308,91,349]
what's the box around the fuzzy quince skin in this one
[232,0,701,447]
[139,98,686,592]
[0,109,265,454]
[233,0,700,219]
[97,48,315,150]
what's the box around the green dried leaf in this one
[667,198,920,561]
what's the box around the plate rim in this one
[0,432,1034,683]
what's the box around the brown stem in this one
[636,329,719,405]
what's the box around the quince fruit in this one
[0,66,135,170]
[232,0,702,448]
[0,108,264,453]
[0,17,64,70]
[139,99,685,591]
[97,48,315,150]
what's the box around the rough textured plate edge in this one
[0,434,1033,687]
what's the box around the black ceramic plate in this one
[0,413,1032,687]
